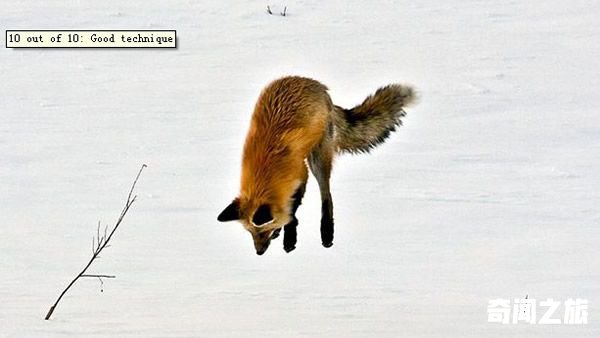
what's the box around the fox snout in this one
[253,232,272,255]
[255,246,268,255]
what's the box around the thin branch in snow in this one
[81,274,116,279]
[44,164,147,320]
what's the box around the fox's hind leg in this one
[308,125,335,248]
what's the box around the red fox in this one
[218,76,416,255]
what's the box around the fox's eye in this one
[252,204,273,226]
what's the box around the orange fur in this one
[239,76,331,225]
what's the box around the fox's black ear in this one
[218,199,240,222]
[252,204,273,226]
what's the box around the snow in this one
[1,0,599,337]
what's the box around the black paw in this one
[271,228,281,239]
[283,218,298,252]
[320,209,334,249]
[320,227,333,248]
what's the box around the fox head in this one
[217,197,291,255]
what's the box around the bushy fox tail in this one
[333,84,417,154]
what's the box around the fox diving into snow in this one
[218,76,417,255]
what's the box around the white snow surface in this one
[1,0,599,337]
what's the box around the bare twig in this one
[266,5,288,16]
[44,164,147,320]
[81,274,116,279]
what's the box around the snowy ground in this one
[1,0,599,337]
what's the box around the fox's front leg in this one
[268,223,294,251]
[283,217,298,252]
[282,170,307,252]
